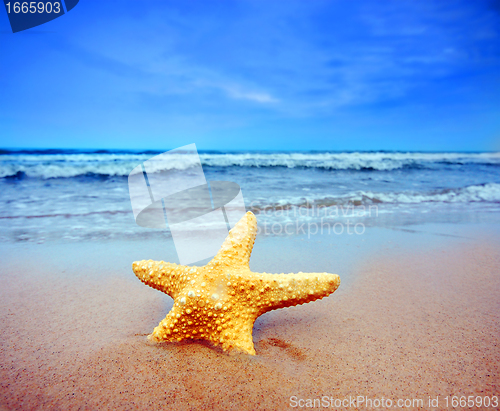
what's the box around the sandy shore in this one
[1,225,499,410]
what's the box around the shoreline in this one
[1,223,499,410]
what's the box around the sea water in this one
[1,149,499,243]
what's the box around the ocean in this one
[1,149,499,244]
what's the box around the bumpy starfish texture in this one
[132,211,340,355]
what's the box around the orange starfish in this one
[133,211,340,355]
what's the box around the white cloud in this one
[217,85,278,104]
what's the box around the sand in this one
[1,225,499,410]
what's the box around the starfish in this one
[132,211,340,355]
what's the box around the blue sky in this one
[1,0,499,151]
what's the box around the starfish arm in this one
[219,320,256,355]
[208,211,257,270]
[148,296,257,355]
[250,272,341,315]
[148,305,187,342]
[132,260,193,298]
[148,303,220,344]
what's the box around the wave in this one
[0,163,139,179]
[0,210,130,220]
[356,183,500,204]
[249,183,500,211]
[1,151,499,178]
[201,152,500,170]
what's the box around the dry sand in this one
[1,228,499,410]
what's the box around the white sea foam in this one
[352,183,500,204]
[250,183,500,210]
[202,152,500,170]
[1,151,499,178]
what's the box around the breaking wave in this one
[1,151,499,179]
[249,183,500,212]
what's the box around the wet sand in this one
[1,225,499,410]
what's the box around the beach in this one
[2,0,500,405]
[3,0,500,405]
[1,222,499,410]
